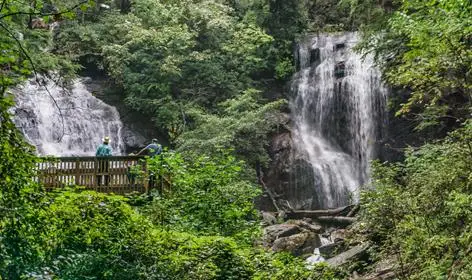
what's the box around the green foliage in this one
[360,121,472,278]
[252,253,347,280]
[0,1,96,277]
[49,0,361,169]
[143,150,262,243]
[0,0,96,91]
[0,125,329,280]
[387,0,472,122]
[54,1,275,130]
[339,0,395,28]
[177,89,286,167]
[0,186,336,279]
[17,190,253,279]
[346,0,471,130]
[0,95,42,278]
[0,1,353,279]
[274,57,295,80]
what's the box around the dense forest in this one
[1,0,471,279]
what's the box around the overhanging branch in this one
[0,1,89,20]
[0,21,65,141]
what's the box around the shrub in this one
[361,121,472,279]
[143,150,262,243]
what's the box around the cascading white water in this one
[11,78,125,156]
[290,32,388,209]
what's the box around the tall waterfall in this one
[11,78,125,156]
[290,33,388,209]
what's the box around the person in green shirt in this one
[96,136,112,156]
[96,136,112,186]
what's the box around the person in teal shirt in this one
[96,136,112,186]
[96,136,112,156]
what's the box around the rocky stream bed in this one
[260,205,397,280]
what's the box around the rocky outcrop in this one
[121,126,147,152]
[318,241,345,259]
[261,212,278,226]
[326,242,370,267]
[82,77,164,152]
[261,132,323,211]
[262,219,324,256]
[352,258,397,280]
[261,208,393,280]
[264,223,301,243]
[271,232,321,256]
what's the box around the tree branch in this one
[0,21,65,142]
[0,0,7,14]
[0,1,89,20]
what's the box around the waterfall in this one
[290,32,388,209]
[11,77,125,156]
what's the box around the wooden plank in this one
[36,156,148,194]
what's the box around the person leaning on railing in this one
[137,138,162,189]
[137,138,162,157]
[96,136,113,186]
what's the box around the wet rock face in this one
[267,133,293,194]
[261,132,320,211]
[12,108,41,142]
[83,77,165,153]
[262,219,324,256]
[257,132,293,211]
[121,126,147,152]
[271,232,321,256]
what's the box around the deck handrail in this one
[39,155,147,161]
[35,156,153,194]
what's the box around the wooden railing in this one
[36,156,150,194]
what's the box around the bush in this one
[142,150,262,243]
[360,121,472,279]
[17,189,338,280]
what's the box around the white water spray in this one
[290,33,388,209]
[11,78,125,156]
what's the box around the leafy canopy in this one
[54,0,274,132]
[177,89,287,167]
[345,0,472,130]
[143,150,262,243]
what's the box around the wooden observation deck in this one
[36,156,151,194]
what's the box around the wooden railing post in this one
[38,156,146,194]
[143,160,149,194]
[75,158,80,186]
[94,157,98,189]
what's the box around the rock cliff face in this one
[262,132,321,211]
[82,77,165,153]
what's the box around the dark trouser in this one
[149,173,164,195]
[127,167,136,185]
[97,160,110,186]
